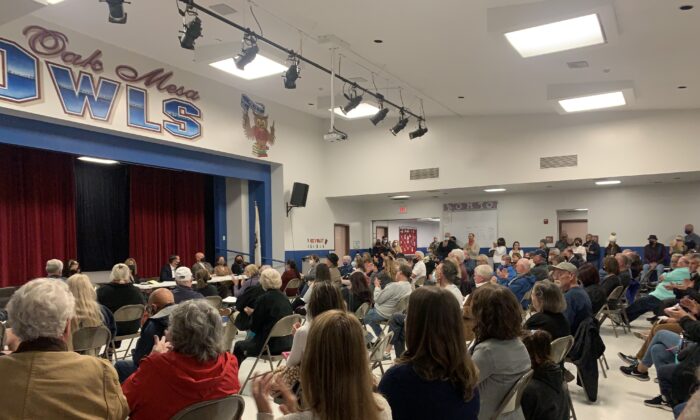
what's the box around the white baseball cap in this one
[175,267,193,281]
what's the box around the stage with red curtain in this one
[0,144,206,287]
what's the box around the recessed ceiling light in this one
[574,208,588,211]
[78,156,119,165]
[504,14,605,58]
[389,195,411,199]
[680,5,694,11]
[559,91,626,113]
[332,103,380,119]
[210,55,286,80]
[33,0,65,4]
[484,188,507,193]
[595,180,621,186]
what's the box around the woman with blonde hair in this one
[379,287,479,419]
[234,264,261,297]
[124,258,140,283]
[97,263,145,338]
[253,310,391,420]
[67,274,116,340]
[391,240,403,255]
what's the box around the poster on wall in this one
[399,227,417,255]
[241,94,275,158]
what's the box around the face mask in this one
[649,241,656,245]
[127,264,136,272]
[686,229,692,235]
[575,242,581,246]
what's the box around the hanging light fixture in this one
[235,33,259,70]
[409,121,428,139]
[390,110,409,135]
[283,53,300,89]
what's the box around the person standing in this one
[464,233,479,273]
[584,234,600,267]
[605,233,621,257]
[555,234,570,252]
[428,237,440,258]
[489,238,508,270]
[684,224,700,251]
[437,233,459,261]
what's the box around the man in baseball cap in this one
[528,249,549,281]
[172,267,204,304]
[551,261,592,335]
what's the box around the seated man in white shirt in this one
[411,251,427,284]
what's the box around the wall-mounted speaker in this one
[290,182,309,207]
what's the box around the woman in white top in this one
[509,241,524,259]
[286,282,345,367]
[253,310,392,420]
[573,237,587,262]
[489,237,508,269]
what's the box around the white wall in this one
[351,182,700,248]
[373,220,440,248]
[325,110,700,197]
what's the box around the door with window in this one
[375,226,388,243]
[334,224,350,257]
[559,220,588,243]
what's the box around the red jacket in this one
[122,351,240,419]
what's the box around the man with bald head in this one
[114,288,176,383]
[507,258,537,308]
[191,252,213,276]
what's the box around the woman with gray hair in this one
[233,268,294,364]
[0,278,129,419]
[121,299,241,419]
[97,263,145,338]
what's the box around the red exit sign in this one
[399,207,407,214]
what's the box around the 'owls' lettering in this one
[0,38,40,103]
[163,98,202,139]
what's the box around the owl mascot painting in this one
[241,94,275,158]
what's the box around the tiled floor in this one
[114,316,676,419]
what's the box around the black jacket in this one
[671,317,700,404]
[96,283,146,336]
[436,240,459,261]
[159,264,176,282]
[248,290,293,355]
[568,317,605,402]
[600,274,622,297]
[605,244,621,257]
[521,363,569,420]
[618,270,632,288]
[524,311,571,340]
[131,305,174,367]
[584,241,600,264]
[234,284,266,331]
[584,284,607,314]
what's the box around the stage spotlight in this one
[342,87,363,114]
[390,111,409,136]
[104,0,127,24]
[179,15,203,50]
[235,34,259,70]
[283,54,300,89]
[370,106,389,125]
[409,122,428,139]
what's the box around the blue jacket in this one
[172,286,204,303]
[339,263,353,277]
[496,265,517,285]
[508,274,536,309]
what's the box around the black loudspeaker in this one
[290,182,309,207]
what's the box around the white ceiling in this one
[329,171,700,202]
[6,0,700,117]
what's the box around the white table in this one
[132,275,247,291]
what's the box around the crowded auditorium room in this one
[1,0,700,419]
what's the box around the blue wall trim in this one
[0,112,273,265]
[248,180,273,265]
[212,176,227,258]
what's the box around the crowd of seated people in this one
[4,225,700,419]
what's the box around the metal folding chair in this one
[206,295,223,309]
[550,336,577,420]
[171,394,245,420]
[369,331,394,376]
[283,278,303,301]
[490,370,534,420]
[354,302,370,324]
[110,304,145,360]
[596,286,628,337]
[73,325,111,357]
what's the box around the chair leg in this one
[598,357,607,378]
[565,383,577,420]
[602,353,609,369]
[608,314,619,338]
[241,355,262,393]
[379,362,385,375]
[120,337,135,361]
[266,347,274,372]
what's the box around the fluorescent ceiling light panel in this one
[574,208,588,211]
[484,188,506,192]
[389,195,411,199]
[209,55,286,80]
[558,91,625,113]
[504,14,605,58]
[595,180,621,186]
[78,156,119,165]
[332,103,381,119]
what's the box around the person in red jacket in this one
[122,299,240,419]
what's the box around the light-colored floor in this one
[114,315,676,420]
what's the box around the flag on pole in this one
[254,201,262,266]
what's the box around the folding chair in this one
[73,325,111,357]
[0,322,6,350]
[490,370,534,420]
[205,295,223,309]
[222,319,239,353]
[354,302,370,324]
[110,304,145,360]
[171,394,245,420]
[413,276,426,287]
[550,336,577,420]
[240,314,302,392]
[369,331,394,376]
[596,286,628,337]
[0,286,17,310]
[283,278,303,301]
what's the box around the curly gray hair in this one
[169,300,223,362]
[8,278,76,342]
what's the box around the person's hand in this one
[681,297,700,316]
[151,335,171,354]
[252,373,274,415]
[253,373,299,415]
[291,321,302,336]
[665,305,691,321]
[244,307,254,315]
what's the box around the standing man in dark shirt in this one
[642,235,666,282]
[584,234,601,268]
[159,254,180,282]
[529,249,550,282]
[555,233,570,252]
[684,224,700,252]
[436,233,459,261]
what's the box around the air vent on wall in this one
[209,3,237,15]
[410,167,439,180]
[567,60,589,69]
[540,155,578,169]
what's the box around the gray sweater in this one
[472,338,531,420]
[373,281,412,318]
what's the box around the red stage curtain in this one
[0,145,77,287]
[129,166,205,277]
